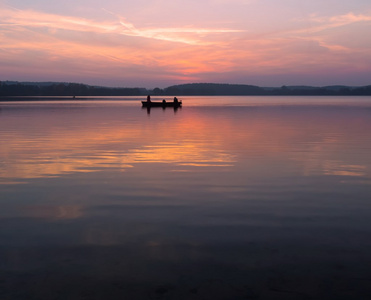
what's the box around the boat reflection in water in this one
[143,105,182,114]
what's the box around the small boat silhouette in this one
[142,99,182,108]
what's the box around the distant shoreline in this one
[2,95,371,103]
[1,81,371,97]
[0,96,138,101]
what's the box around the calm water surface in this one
[1,96,371,299]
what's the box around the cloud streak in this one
[0,7,243,45]
[105,8,244,45]
[312,12,371,29]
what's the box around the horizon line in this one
[1,80,370,90]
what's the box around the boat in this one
[142,100,182,107]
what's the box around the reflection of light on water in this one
[323,162,366,177]
[128,143,235,166]
[299,149,368,178]
[0,141,235,182]
[294,135,369,180]
[178,163,234,167]
[301,157,368,178]
[0,156,133,181]
[2,101,371,185]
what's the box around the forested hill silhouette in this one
[163,83,371,96]
[163,83,262,95]
[0,81,144,97]
[1,81,371,97]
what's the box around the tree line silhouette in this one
[0,82,142,97]
[1,81,371,97]
[159,83,371,96]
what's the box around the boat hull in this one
[142,101,182,107]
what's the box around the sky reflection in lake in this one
[1,97,371,299]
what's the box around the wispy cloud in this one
[256,11,371,57]
[311,12,371,29]
[289,12,371,35]
[106,9,244,44]
[0,7,243,45]
[0,7,117,33]
[118,20,243,44]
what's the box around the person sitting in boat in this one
[174,97,178,103]
[162,99,166,104]
[147,95,151,103]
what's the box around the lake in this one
[1,96,371,299]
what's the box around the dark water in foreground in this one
[1,96,371,299]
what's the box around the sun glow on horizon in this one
[0,1,371,87]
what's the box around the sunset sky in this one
[1,0,371,88]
